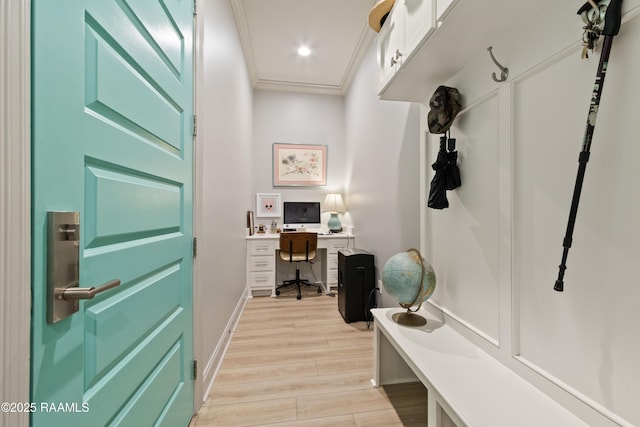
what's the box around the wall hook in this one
[487,46,509,82]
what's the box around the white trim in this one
[426,300,500,349]
[229,0,258,87]
[419,104,429,259]
[1,1,31,426]
[253,79,345,96]
[200,295,247,403]
[514,355,635,427]
[192,0,203,413]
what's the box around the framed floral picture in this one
[256,193,281,217]
[273,143,327,186]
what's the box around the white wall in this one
[345,43,422,308]
[422,1,640,425]
[180,2,422,411]
[194,0,253,409]
[248,46,422,308]
[251,90,346,227]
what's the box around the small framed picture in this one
[256,193,281,217]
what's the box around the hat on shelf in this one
[427,86,462,134]
[368,0,395,33]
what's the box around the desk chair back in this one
[279,232,318,263]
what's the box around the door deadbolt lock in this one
[46,211,120,323]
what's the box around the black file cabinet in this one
[338,249,375,323]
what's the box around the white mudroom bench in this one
[371,307,588,427]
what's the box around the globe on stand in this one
[381,249,436,326]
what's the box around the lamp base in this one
[392,312,427,327]
[327,212,342,233]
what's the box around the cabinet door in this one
[376,3,405,91]
[404,0,436,55]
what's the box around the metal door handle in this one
[61,279,121,300]
[47,211,123,323]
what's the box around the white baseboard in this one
[199,294,247,405]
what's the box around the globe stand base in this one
[392,312,427,327]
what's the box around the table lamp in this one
[323,193,346,233]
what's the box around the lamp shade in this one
[323,193,346,213]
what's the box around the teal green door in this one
[31,0,194,425]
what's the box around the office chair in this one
[275,232,322,300]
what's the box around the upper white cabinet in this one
[376,0,436,94]
[376,0,543,101]
[376,3,406,90]
[404,0,436,58]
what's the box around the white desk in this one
[245,233,354,297]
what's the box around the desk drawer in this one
[249,255,275,272]
[249,272,274,288]
[249,240,276,256]
[327,239,348,255]
[327,269,338,285]
[328,256,339,270]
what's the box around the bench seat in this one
[371,307,588,427]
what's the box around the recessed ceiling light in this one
[297,46,311,57]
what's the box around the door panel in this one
[32,0,194,425]
[84,162,182,245]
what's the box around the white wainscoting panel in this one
[422,1,640,425]
[428,91,501,346]
[512,13,640,426]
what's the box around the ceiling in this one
[230,0,377,95]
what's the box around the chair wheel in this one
[275,290,280,296]
[297,294,302,300]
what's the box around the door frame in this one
[0,1,31,427]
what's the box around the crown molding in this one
[229,0,374,95]
[254,79,345,96]
[339,22,375,95]
[230,0,258,87]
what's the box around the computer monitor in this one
[283,202,321,230]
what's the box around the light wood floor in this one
[192,286,427,427]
